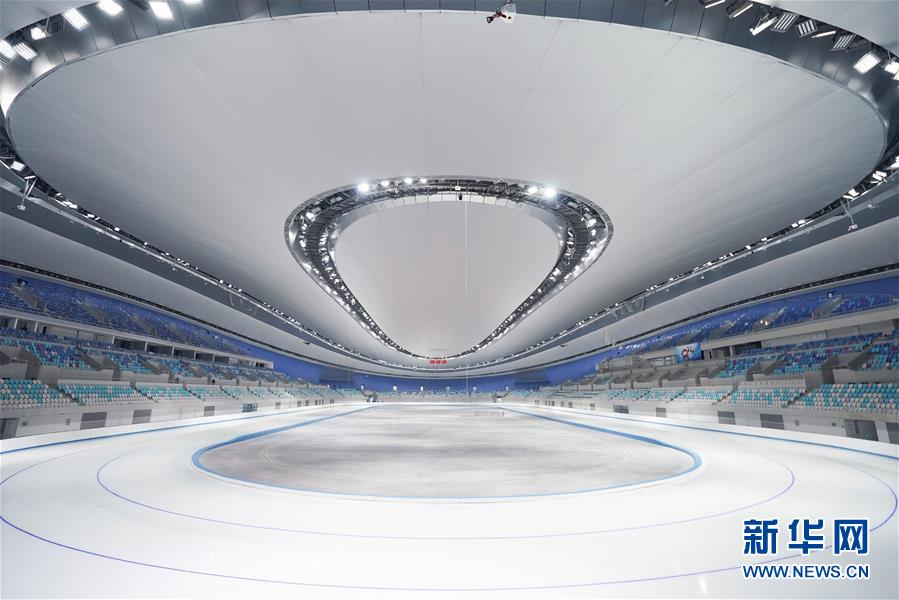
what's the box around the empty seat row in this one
[0,378,71,408]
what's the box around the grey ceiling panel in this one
[697,2,727,42]
[745,17,775,54]
[179,1,212,28]
[833,47,867,88]
[54,20,98,62]
[268,1,303,18]
[301,0,337,13]
[670,0,703,37]
[641,0,675,32]
[238,1,272,20]
[370,1,407,10]
[801,34,832,75]
[80,5,118,52]
[122,0,160,40]
[405,1,441,10]
[334,1,370,12]
[776,31,809,68]
[723,4,758,49]
[578,0,611,22]
[818,47,845,81]
[766,29,797,62]
[611,1,646,28]
[28,34,65,71]
[515,1,548,17]
[204,0,241,25]
[154,0,186,35]
[105,4,138,44]
[545,0,581,20]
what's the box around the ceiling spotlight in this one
[403,177,413,184]
[831,33,855,51]
[750,12,777,36]
[811,29,836,40]
[526,185,538,194]
[726,0,753,18]
[13,42,37,60]
[542,187,557,199]
[0,40,16,60]
[854,51,883,74]
[884,59,899,75]
[97,1,124,16]
[356,182,371,192]
[701,0,726,8]
[379,180,390,187]
[795,19,818,37]
[771,12,798,33]
[10,160,25,171]
[418,177,428,183]
[149,1,174,19]
[63,8,89,30]
[29,26,48,40]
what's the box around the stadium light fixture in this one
[418,177,428,183]
[853,51,883,74]
[884,59,899,75]
[831,33,855,51]
[726,0,753,18]
[795,19,818,38]
[29,26,48,40]
[542,187,557,199]
[149,2,174,19]
[14,42,37,60]
[403,177,413,184]
[771,12,798,33]
[379,180,390,187]
[63,8,89,30]
[10,160,25,171]
[97,1,124,16]
[701,0,726,8]
[0,40,16,59]
[750,12,777,36]
[356,182,371,192]
[526,186,538,194]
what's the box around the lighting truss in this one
[285,178,612,361]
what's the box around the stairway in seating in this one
[812,297,844,319]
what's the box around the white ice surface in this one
[1,403,896,598]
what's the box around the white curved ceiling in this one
[6,12,886,370]
[335,200,561,357]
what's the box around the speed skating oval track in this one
[1,403,896,598]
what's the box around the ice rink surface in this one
[197,405,696,497]
[1,403,897,598]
